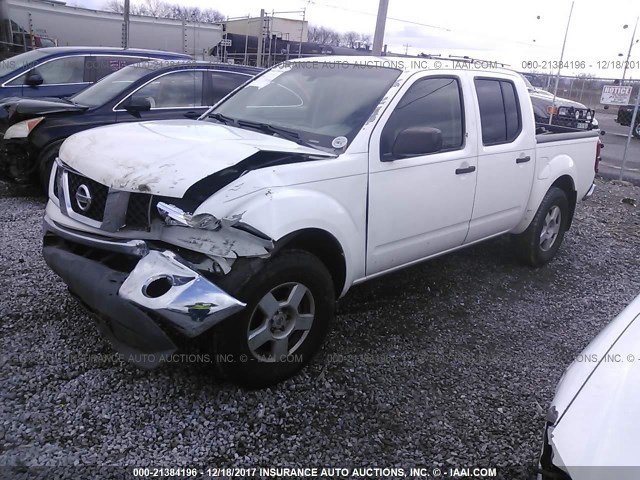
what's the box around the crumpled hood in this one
[0,96,87,117]
[548,294,640,474]
[59,120,335,197]
[0,96,87,134]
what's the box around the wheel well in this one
[275,229,346,296]
[38,139,64,162]
[551,175,577,229]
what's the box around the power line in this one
[306,0,451,32]
[304,0,547,48]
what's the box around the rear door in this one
[464,76,536,244]
[204,70,254,112]
[366,73,479,275]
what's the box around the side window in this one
[88,56,148,82]
[474,79,522,145]
[380,77,464,160]
[206,72,249,105]
[9,56,86,85]
[133,71,204,108]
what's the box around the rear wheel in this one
[634,122,640,139]
[512,187,569,267]
[213,250,335,388]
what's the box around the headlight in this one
[4,117,45,139]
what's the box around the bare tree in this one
[358,34,371,48]
[104,0,124,13]
[342,31,359,48]
[103,0,224,23]
[327,31,342,46]
[308,25,341,45]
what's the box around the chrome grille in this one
[56,162,142,232]
[66,171,109,222]
[125,193,152,231]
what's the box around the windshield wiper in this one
[208,112,234,125]
[235,120,318,150]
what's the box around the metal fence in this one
[525,72,640,113]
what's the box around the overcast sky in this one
[72,0,640,77]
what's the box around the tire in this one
[38,144,61,194]
[512,187,569,267]
[212,250,335,388]
[633,122,640,139]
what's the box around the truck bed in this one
[535,123,600,143]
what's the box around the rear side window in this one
[475,78,522,145]
[381,76,464,160]
[206,72,249,105]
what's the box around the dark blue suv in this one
[0,47,191,99]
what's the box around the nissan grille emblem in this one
[75,184,92,212]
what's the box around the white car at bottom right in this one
[539,294,640,480]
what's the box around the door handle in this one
[516,155,531,164]
[184,111,201,119]
[455,165,476,175]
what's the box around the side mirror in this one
[603,105,609,110]
[25,72,44,87]
[122,96,151,117]
[390,126,443,159]
[123,96,152,112]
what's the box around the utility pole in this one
[123,0,130,48]
[549,1,574,125]
[298,7,305,58]
[403,43,410,55]
[621,16,638,85]
[256,9,264,67]
[0,0,12,56]
[244,14,249,65]
[372,0,389,56]
[620,83,640,180]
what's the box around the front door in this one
[115,70,209,123]
[366,75,479,275]
[6,55,90,98]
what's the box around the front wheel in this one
[38,144,61,194]
[633,122,640,139]
[512,187,569,267]
[213,250,335,388]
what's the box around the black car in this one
[0,47,191,100]
[0,60,261,188]
[616,104,640,138]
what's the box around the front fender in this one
[196,180,367,296]
[512,154,577,234]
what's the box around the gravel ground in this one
[0,177,639,479]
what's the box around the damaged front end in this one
[537,408,572,480]
[43,160,274,366]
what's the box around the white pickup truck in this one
[42,57,601,387]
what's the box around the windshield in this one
[211,62,402,151]
[71,63,156,107]
[0,50,48,78]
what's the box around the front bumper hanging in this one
[42,215,246,367]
